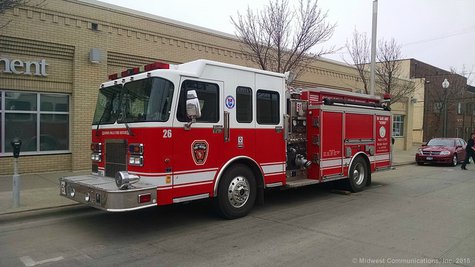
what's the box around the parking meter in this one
[11,138,22,158]
[11,138,22,208]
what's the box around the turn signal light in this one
[91,142,102,152]
[129,143,144,154]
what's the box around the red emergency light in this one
[108,73,118,80]
[107,61,170,80]
[144,62,169,71]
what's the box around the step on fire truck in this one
[60,59,392,219]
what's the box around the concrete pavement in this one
[0,147,419,216]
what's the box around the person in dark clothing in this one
[461,133,475,170]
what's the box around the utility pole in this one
[370,0,378,96]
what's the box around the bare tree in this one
[1,0,25,28]
[231,0,335,77]
[346,32,415,106]
[0,0,24,13]
[345,29,370,94]
[375,38,415,106]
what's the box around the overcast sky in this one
[98,0,475,84]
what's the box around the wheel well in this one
[214,157,264,197]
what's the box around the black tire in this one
[215,164,256,219]
[452,154,458,166]
[346,156,369,193]
[417,162,424,166]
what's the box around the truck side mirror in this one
[185,90,201,130]
[11,138,22,158]
[186,90,201,119]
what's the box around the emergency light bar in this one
[108,61,170,80]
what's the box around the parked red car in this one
[415,138,467,166]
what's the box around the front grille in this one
[422,151,441,156]
[105,140,127,178]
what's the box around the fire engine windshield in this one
[92,77,174,125]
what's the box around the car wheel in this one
[452,154,458,166]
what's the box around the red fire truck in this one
[60,59,392,219]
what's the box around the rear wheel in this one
[346,156,368,192]
[215,164,256,219]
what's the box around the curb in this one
[392,161,416,167]
[0,203,86,223]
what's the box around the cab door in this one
[171,78,224,200]
[254,74,286,185]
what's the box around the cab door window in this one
[257,90,280,125]
[177,80,219,123]
[236,86,252,123]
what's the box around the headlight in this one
[418,149,423,155]
[91,153,102,162]
[129,155,144,166]
[68,186,75,198]
[440,151,450,155]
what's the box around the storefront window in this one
[392,115,405,137]
[1,91,70,156]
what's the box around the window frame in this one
[256,89,280,125]
[236,86,253,123]
[176,79,220,123]
[0,90,70,156]
[392,114,405,137]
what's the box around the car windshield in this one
[92,77,174,125]
[427,139,455,147]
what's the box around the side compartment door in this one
[172,78,224,200]
[320,110,344,178]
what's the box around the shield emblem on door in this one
[191,140,209,165]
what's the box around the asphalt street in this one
[0,164,474,267]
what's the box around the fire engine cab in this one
[60,59,392,219]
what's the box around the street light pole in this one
[370,0,378,96]
[442,78,450,137]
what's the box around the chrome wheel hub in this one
[227,176,250,208]
[352,163,365,185]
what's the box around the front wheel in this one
[346,156,369,192]
[452,154,458,166]
[215,164,256,219]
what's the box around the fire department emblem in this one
[191,140,209,165]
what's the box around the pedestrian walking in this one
[461,133,475,170]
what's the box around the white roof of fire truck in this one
[102,59,286,88]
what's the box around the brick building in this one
[399,59,474,142]
[0,0,412,175]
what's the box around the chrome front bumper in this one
[59,175,157,212]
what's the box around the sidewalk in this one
[0,148,417,216]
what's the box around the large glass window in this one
[257,90,280,125]
[1,91,70,155]
[92,78,174,125]
[236,86,252,123]
[177,80,219,123]
[392,114,404,137]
